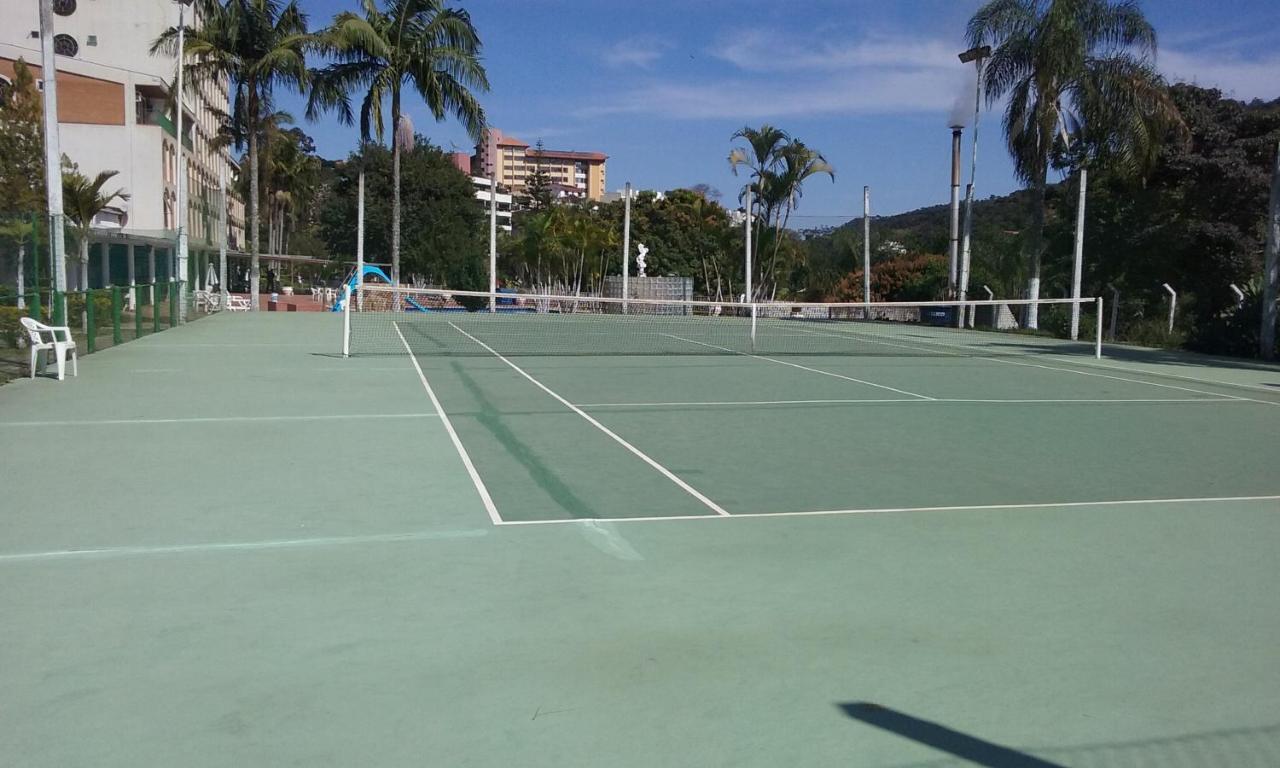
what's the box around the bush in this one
[0,306,25,348]
[65,291,114,327]
[1186,289,1273,359]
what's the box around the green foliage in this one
[831,254,948,302]
[0,306,25,348]
[0,59,45,220]
[319,140,484,286]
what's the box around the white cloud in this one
[585,28,971,121]
[1160,49,1280,101]
[601,37,672,69]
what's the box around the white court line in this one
[395,322,502,525]
[494,494,1280,526]
[786,322,1277,406]
[576,397,1245,408]
[449,322,731,516]
[661,333,935,400]
[0,528,488,563]
[0,412,439,428]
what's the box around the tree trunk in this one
[1262,140,1280,360]
[390,94,402,286]
[1025,171,1048,329]
[248,104,261,311]
[80,238,89,291]
[16,243,25,309]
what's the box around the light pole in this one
[174,0,192,320]
[38,0,68,319]
[957,45,990,328]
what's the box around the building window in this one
[52,0,76,16]
[54,34,78,57]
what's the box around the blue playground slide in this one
[331,265,398,311]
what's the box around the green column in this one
[111,286,123,345]
[170,281,179,326]
[154,282,163,333]
[135,284,144,338]
[30,291,42,324]
[52,291,65,327]
[86,290,97,353]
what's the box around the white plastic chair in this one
[20,317,78,381]
[225,294,252,312]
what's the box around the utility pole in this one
[489,174,498,312]
[622,181,632,312]
[39,0,68,315]
[862,186,871,305]
[175,0,189,320]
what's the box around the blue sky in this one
[281,0,1280,223]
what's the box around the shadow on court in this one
[840,702,1066,767]
[839,702,1280,767]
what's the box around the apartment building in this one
[1,0,244,290]
[470,128,607,202]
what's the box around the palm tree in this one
[729,125,788,299]
[153,0,311,310]
[309,0,489,286]
[62,166,128,291]
[759,141,833,298]
[968,0,1183,328]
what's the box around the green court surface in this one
[3,312,1279,766]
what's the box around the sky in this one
[279,0,1280,224]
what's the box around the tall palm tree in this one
[309,0,489,285]
[153,0,311,310]
[62,167,128,291]
[729,125,788,299]
[968,0,1183,327]
[759,141,833,298]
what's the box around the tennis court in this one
[4,304,1280,766]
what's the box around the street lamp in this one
[956,45,991,328]
[174,0,194,319]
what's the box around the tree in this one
[729,126,833,299]
[968,0,1183,327]
[0,59,45,302]
[318,140,484,286]
[1263,141,1280,359]
[308,0,489,286]
[62,163,128,290]
[154,0,312,309]
[524,139,553,211]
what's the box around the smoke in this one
[946,68,979,129]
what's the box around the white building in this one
[1,0,243,291]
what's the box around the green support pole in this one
[30,291,42,323]
[112,285,123,344]
[154,282,163,333]
[86,290,97,353]
[53,291,65,327]
[135,284,144,338]
[170,281,179,326]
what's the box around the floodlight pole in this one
[862,186,871,307]
[622,181,632,313]
[175,0,189,320]
[356,158,364,310]
[948,127,962,296]
[218,158,227,305]
[489,174,497,312]
[39,0,67,304]
[744,185,753,306]
[957,45,990,329]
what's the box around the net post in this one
[1095,296,1103,358]
[342,284,352,358]
[750,302,757,352]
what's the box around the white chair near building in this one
[225,294,252,312]
[19,317,78,381]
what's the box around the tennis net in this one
[343,285,1103,358]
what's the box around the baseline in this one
[448,322,730,516]
[0,412,440,428]
[494,494,1280,526]
[575,397,1246,409]
[394,322,502,524]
